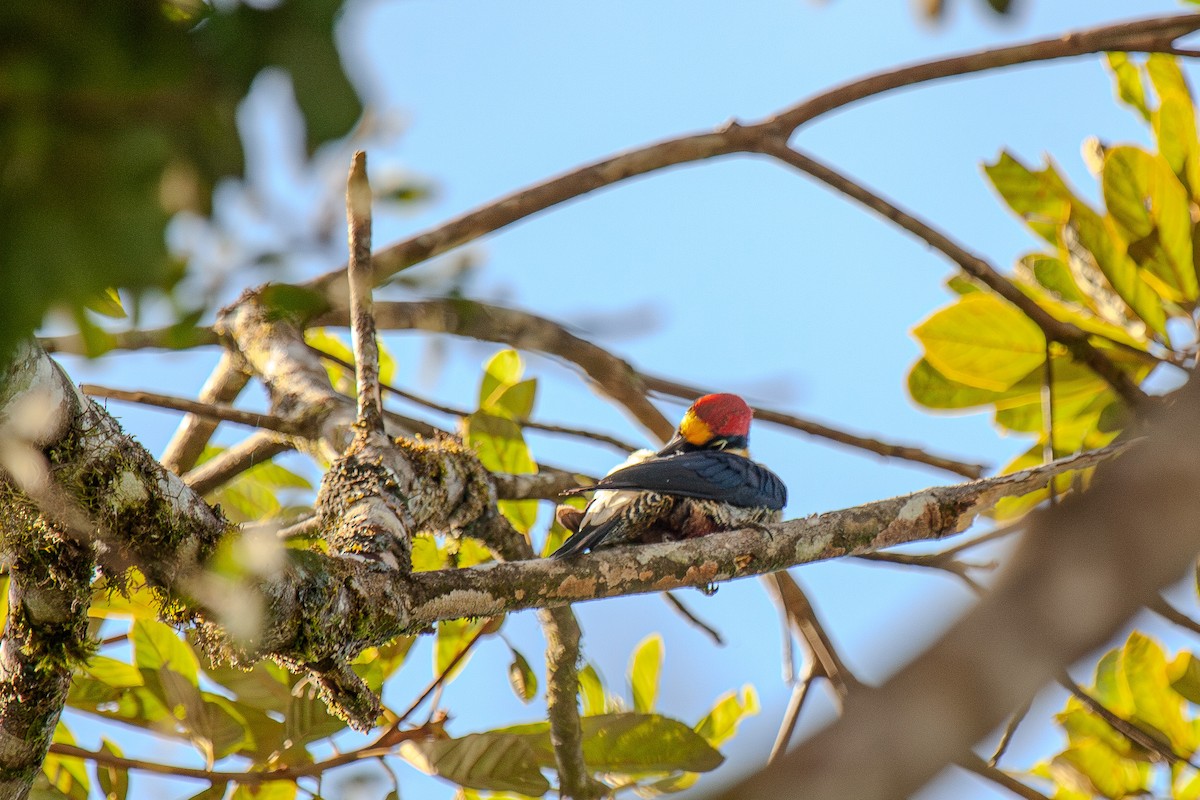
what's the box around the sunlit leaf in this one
[480,349,524,409]
[629,634,664,714]
[1102,146,1196,303]
[464,412,537,473]
[1121,632,1195,755]
[85,288,127,320]
[578,713,723,773]
[1065,207,1167,338]
[401,734,551,796]
[695,685,759,748]
[984,151,1073,243]
[1106,53,1150,122]
[42,723,89,800]
[132,620,199,686]
[913,292,1046,392]
[1147,54,1200,200]
[435,618,484,681]
[507,647,538,704]
[579,663,608,717]
[1169,652,1200,704]
[1049,743,1149,799]
[96,739,129,800]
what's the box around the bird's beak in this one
[657,433,689,456]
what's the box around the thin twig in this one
[346,151,384,433]
[1148,595,1200,637]
[1057,673,1194,767]
[160,350,250,474]
[310,344,639,453]
[768,660,819,764]
[988,698,1032,767]
[661,592,724,646]
[182,432,295,495]
[79,385,299,436]
[754,141,1152,411]
[326,300,675,442]
[48,720,442,786]
[298,14,1200,300]
[323,299,987,478]
[958,752,1052,800]
[643,374,986,479]
[393,626,490,726]
[857,550,991,593]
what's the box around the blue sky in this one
[58,1,1200,798]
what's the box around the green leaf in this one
[259,284,328,322]
[480,349,524,409]
[579,663,607,716]
[132,620,199,686]
[1049,744,1149,799]
[1147,55,1200,199]
[1106,53,1151,122]
[1065,206,1168,338]
[1103,146,1196,303]
[230,782,298,800]
[695,685,759,748]
[629,634,664,713]
[507,647,538,704]
[85,288,127,319]
[578,713,723,773]
[411,533,446,572]
[83,655,144,690]
[435,618,484,680]
[400,734,551,796]
[1023,253,1088,306]
[184,784,229,800]
[96,739,129,800]
[1121,632,1195,754]
[498,498,538,536]
[464,411,537,474]
[492,379,537,420]
[913,292,1046,392]
[984,151,1073,243]
[1168,652,1200,704]
[42,724,89,800]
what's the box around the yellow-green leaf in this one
[984,151,1073,243]
[695,685,759,748]
[1103,146,1196,303]
[629,634,664,713]
[132,620,199,686]
[579,663,607,716]
[1106,53,1151,122]
[480,349,523,409]
[401,733,551,796]
[1049,743,1149,798]
[508,647,538,704]
[913,292,1046,392]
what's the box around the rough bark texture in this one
[720,381,1200,800]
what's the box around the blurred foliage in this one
[908,53,1200,798]
[0,0,361,362]
[909,53,1199,513]
[1030,632,1200,799]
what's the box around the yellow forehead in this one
[680,412,712,445]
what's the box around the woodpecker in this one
[550,393,787,558]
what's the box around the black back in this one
[564,451,787,510]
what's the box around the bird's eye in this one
[712,439,728,450]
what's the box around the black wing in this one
[563,451,787,510]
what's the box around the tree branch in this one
[717,378,1200,800]
[80,384,301,436]
[296,14,1200,301]
[642,373,985,478]
[346,151,384,434]
[160,349,250,474]
[321,299,986,477]
[181,431,294,495]
[754,141,1153,411]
